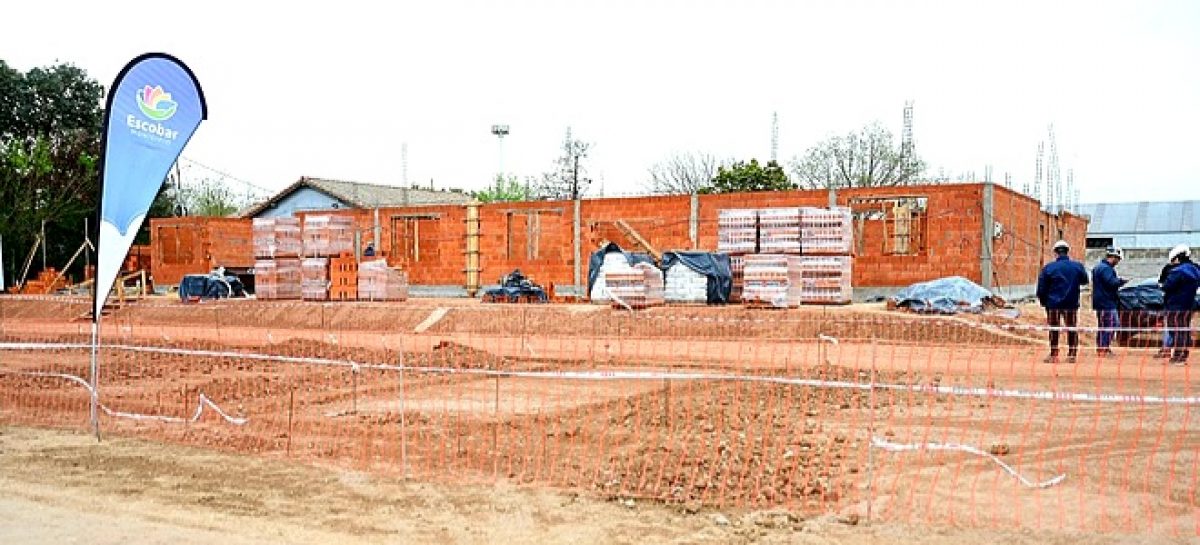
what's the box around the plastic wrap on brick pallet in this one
[796,255,852,304]
[253,218,302,258]
[717,208,757,254]
[664,263,709,303]
[254,258,302,300]
[800,206,853,255]
[605,262,663,308]
[357,259,409,301]
[742,254,794,308]
[589,251,634,302]
[757,207,802,254]
[301,257,330,301]
[302,215,354,257]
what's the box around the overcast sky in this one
[3,0,1198,204]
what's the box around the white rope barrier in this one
[871,436,1067,489]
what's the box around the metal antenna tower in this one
[401,142,409,187]
[1065,168,1075,212]
[1034,141,1044,210]
[901,100,914,161]
[1048,124,1060,212]
[1004,172,1012,189]
[770,111,779,163]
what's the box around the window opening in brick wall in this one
[505,211,546,261]
[849,196,927,255]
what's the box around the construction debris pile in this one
[253,214,407,301]
[719,207,853,307]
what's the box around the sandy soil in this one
[0,426,1158,545]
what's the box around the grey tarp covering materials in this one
[890,276,1000,314]
[661,251,734,305]
[586,242,655,296]
[1116,278,1200,311]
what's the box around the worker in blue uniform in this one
[1037,240,1090,363]
[1161,244,1200,365]
[1091,246,1128,358]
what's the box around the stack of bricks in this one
[357,259,409,301]
[605,262,664,309]
[718,209,757,303]
[329,254,358,301]
[255,258,302,300]
[757,207,802,253]
[253,217,303,300]
[302,215,354,257]
[797,207,853,304]
[795,256,853,304]
[301,257,330,301]
[742,254,800,308]
[358,259,409,301]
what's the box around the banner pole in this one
[90,320,101,441]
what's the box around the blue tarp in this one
[179,274,244,302]
[890,276,999,314]
[660,251,733,305]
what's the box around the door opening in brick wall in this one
[389,215,440,264]
[159,226,195,264]
[505,210,553,261]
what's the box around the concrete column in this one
[373,208,381,253]
[573,199,582,297]
[689,192,699,249]
[828,187,838,208]
[981,182,995,289]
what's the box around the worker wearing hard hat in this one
[1092,246,1129,358]
[1037,240,1090,363]
[1161,244,1200,364]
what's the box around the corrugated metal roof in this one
[1078,200,1200,235]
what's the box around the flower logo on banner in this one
[136,85,178,121]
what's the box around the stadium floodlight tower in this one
[490,124,510,182]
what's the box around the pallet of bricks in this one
[717,209,757,303]
[722,206,853,307]
[605,262,664,310]
[299,215,355,301]
[796,206,852,305]
[252,217,302,300]
[357,259,409,301]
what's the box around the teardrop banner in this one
[90,53,207,438]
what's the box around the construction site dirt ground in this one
[1,296,1198,540]
[0,426,1165,545]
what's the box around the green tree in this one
[790,121,925,189]
[0,60,103,287]
[702,159,794,194]
[475,174,532,203]
[183,178,241,217]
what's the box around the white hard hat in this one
[1106,246,1123,259]
[1169,244,1191,261]
[1053,240,1070,251]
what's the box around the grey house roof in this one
[241,177,475,217]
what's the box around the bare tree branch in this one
[643,151,723,195]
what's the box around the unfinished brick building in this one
[151,183,1087,301]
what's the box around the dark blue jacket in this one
[1091,259,1127,311]
[1037,255,1089,310]
[1161,261,1200,311]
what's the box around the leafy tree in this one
[644,151,722,195]
[790,122,925,189]
[702,159,794,194]
[536,127,591,200]
[183,178,241,217]
[0,60,103,287]
[474,174,532,203]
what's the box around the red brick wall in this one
[156,183,1088,292]
[150,217,253,285]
